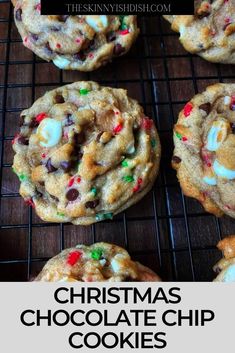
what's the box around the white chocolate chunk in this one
[111,254,125,273]
[37,118,62,148]
[206,120,229,151]
[53,56,71,69]
[85,15,108,32]
[203,176,217,186]
[223,264,235,282]
[213,159,235,180]
[224,96,231,105]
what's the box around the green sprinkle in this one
[91,248,103,260]
[91,187,97,196]
[151,139,157,148]
[121,160,129,167]
[123,175,134,183]
[175,132,182,140]
[95,213,113,221]
[57,212,65,217]
[79,89,90,95]
[19,174,28,182]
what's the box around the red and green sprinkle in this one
[90,248,103,260]
[183,102,193,117]
[67,250,82,266]
[123,175,134,183]
[79,89,90,95]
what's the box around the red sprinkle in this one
[133,185,140,193]
[41,153,46,158]
[141,117,153,130]
[68,177,75,187]
[137,178,143,185]
[67,251,82,266]
[88,53,94,59]
[56,43,61,49]
[182,136,188,142]
[12,133,20,145]
[36,112,47,123]
[230,96,235,111]
[25,198,35,208]
[113,123,123,134]
[119,29,129,35]
[183,102,193,117]
[76,38,81,44]
[133,178,143,193]
[77,177,81,183]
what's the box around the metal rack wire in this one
[1,0,235,281]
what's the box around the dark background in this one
[0,1,235,281]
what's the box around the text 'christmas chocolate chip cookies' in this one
[164,0,235,64]
[172,83,235,218]
[35,242,161,282]
[214,236,235,282]
[12,0,139,71]
[12,82,161,225]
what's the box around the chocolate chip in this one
[199,102,211,115]
[30,33,39,41]
[113,43,125,56]
[55,94,65,104]
[18,136,29,145]
[19,115,25,127]
[66,188,79,201]
[85,199,99,209]
[73,51,86,62]
[15,8,22,21]
[231,123,235,134]
[74,132,85,145]
[107,31,116,42]
[172,156,182,164]
[45,158,57,173]
[58,15,69,22]
[29,118,39,129]
[60,160,74,172]
[45,42,53,54]
[64,114,74,126]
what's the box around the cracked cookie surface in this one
[164,0,235,64]
[12,0,139,71]
[35,242,161,282]
[214,236,235,282]
[172,83,235,218]
[12,81,160,225]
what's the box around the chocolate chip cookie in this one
[35,242,161,282]
[172,83,235,218]
[164,0,235,64]
[12,0,139,71]
[214,236,235,282]
[12,81,161,225]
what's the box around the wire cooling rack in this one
[1,1,235,281]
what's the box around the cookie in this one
[164,1,235,64]
[35,242,161,282]
[214,236,235,282]
[172,83,235,218]
[12,0,139,71]
[12,81,161,225]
